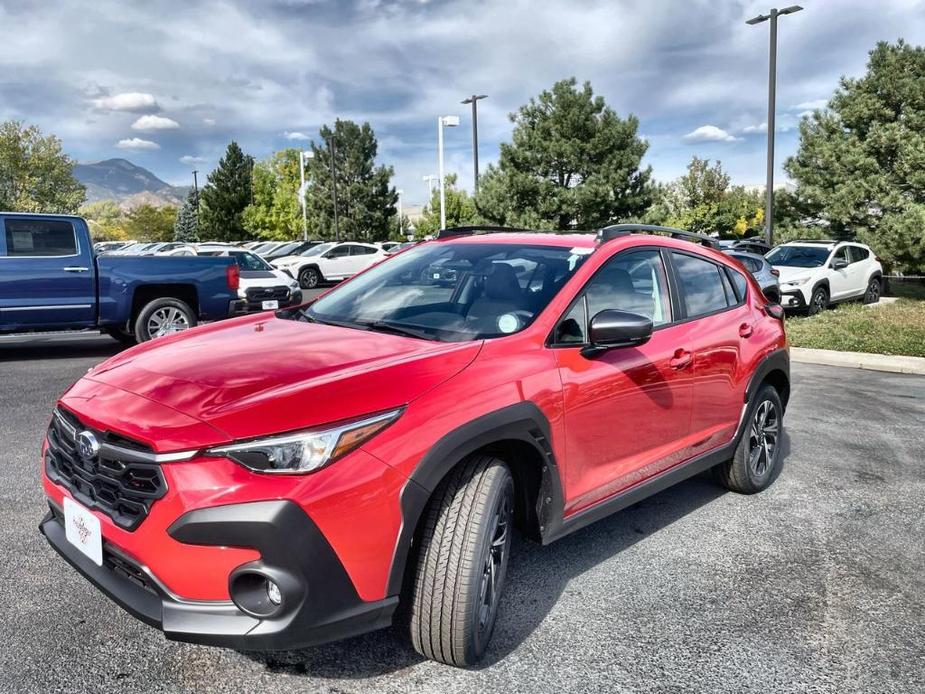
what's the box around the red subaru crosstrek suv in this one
[39,225,789,667]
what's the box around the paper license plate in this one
[262,300,279,310]
[63,496,103,566]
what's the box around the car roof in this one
[440,232,598,249]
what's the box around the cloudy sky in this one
[2,0,924,206]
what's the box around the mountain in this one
[74,158,189,208]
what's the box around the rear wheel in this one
[807,286,828,316]
[408,455,514,667]
[863,277,881,304]
[714,384,783,494]
[134,298,197,342]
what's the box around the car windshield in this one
[301,242,334,257]
[295,242,591,342]
[766,245,831,268]
[230,250,272,271]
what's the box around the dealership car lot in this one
[1,335,923,693]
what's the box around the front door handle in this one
[669,348,693,370]
[63,266,89,273]
[739,323,754,338]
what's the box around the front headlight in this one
[784,277,810,287]
[205,408,403,474]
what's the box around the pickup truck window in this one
[3,218,78,257]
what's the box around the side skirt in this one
[541,440,735,545]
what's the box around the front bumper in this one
[780,289,808,310]
[231,290,303,316]
[40,499,397,650]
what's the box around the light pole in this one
[747,5,803,247]
[423,174,438,200]
[324,134,341,242]
[461,95,487,194]
[397,188,404,237]
[299,150,314,241]
[437,115,459,229]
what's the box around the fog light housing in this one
[266,579,282,606]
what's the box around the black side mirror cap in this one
[832,258,848,270]
[581,309,653,357]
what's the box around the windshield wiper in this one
[358,320,437,341]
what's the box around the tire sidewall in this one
[299,267,320,289]
[864,277,881,304]
[807,286,828,315]
[134,298,197,343]
[735,385,784,491]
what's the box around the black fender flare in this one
[744,347,790,411]
[385,401,562,596]
[297,263,324,281]
[810,278,830,299]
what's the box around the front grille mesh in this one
[45,408,166,531]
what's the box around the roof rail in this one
[436,225,557,239]
[597,223,721,249]
[787,238,837,244]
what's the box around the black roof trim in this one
[597,224,720,249]
[436,225,560,239]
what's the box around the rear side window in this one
[671,252,731,317]
[350,245,377,256]
[726,267,749,302]
[3,219,78,257]
[848,246,869,263]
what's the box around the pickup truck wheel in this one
[103,327,137,346]
[863,277,881,304]
[299,267,321,289]
[714,384,783,494]
[134,298,197,342]
[408,455,514,667]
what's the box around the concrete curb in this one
[790,347,925,375]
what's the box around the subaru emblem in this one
[76,431,100,460]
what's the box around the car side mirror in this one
[581,309,653,358]
[832,258,848,270]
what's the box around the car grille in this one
[245,286,290,302]
[45,408,167,531]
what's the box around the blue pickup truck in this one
[0,213,242,343]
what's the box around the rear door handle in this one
[739,323,753,338]
[669,348,693,370]
[63,266,89,273]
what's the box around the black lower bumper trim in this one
[40,499,397,650]
[780,290,806,309]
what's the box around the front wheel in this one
[299,267,321,289]
[863,277,881,304]
[134,298,197,342]
[408,456,514,667]
[806,286,828,316]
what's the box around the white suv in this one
[766,240,883,315]
[272,241,387,289]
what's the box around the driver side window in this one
[554,250,672,345]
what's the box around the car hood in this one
[83,314,481,445]
[239,269,297,288]
[271,255,304,267]
[773,266,814,284]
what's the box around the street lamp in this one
[747,5,803,247]
[299,150,314,241]
[461,94,487,194]
[437,115,460,229]
[423,174,438,199]
[397,188,404,237]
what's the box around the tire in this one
[103,326,136,346]
[133,298,197,343]
[863,276,881,304]
[298,266,322,289]
[714,384,784,494]
[408,455,515,667]
[806,285,828,316]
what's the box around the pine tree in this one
[475,78,651,230]
[174,188,200,242]
[199,141,254,242]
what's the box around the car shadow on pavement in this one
[245,430,792,678]
[0,335,122,362]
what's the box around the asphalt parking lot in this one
[1,333,923,694]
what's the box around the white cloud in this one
[93,92,159,112]
[131,114,179,130]
[792,99,828,111]
[284,131,311,141]
[203,118,216,126]
[116,137,160,150]
[179,155,207,164]
[683,125,741,143]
